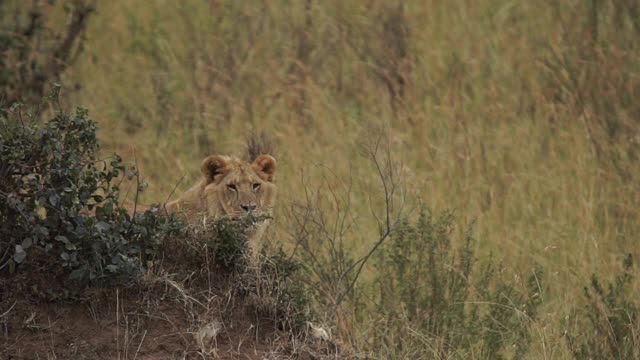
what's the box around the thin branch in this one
[333,132,405,311]
[162,174,186,216]
[133,151,140,217]
[0,300,17,319]
[333,223,395,311]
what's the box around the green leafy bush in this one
[371,208,543,359]
[0,90,184,285]
[565,254,639,360]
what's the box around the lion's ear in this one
[201,155,228,184]
[252,154,277,182]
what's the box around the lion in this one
[163,154,277,261]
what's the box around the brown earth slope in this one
[0,238,342,359]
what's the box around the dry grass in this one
[35,0,640,358]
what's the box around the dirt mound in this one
[0,238,342,359]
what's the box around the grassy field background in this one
[28,0,640,357]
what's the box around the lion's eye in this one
[252,183,261,191]
[227,184,237,191]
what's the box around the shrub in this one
[0,89,184,285]
[565,254,639,360]
[371,208,543,359]
[181,214,313,331]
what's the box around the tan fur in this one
[164,154,277,260]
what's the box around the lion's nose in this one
[241,204,257,213]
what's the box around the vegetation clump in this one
[565,254,639,360]
[252,248,311,329]
[190,212,272,272]
[371,208,544,359]
[185,214,313,331]
[0,90,184,286]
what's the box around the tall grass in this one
[37,0,640,357]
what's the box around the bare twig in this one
[133,329,147,360]
[162,174,186,216]
[133,151,141,217]
[289,126,409,316]
[0,300,17,319]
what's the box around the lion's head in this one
[199,154,277,218]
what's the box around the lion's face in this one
[200,155,277,218]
